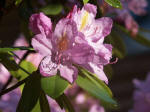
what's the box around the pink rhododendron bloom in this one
[67,3,113,83]
[131,74,150,112]
[30,12,95,83]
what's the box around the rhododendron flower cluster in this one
[30,3,113,84]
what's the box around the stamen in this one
[58,35,68,51]
[109,57,118,64]
[80,11,89,31]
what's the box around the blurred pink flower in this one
[103,0,147,35]
[131,73,150,112]
[47,96,65,112]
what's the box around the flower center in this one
[80,11,89,31]
[58,34,68,51]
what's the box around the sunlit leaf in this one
[40,4,63,15]
[16,72,41,112]
[0,47,34,53]
[18,60,37,80]
[41,75,69,99]
[104,0,122,9]
[76,68,117,109]
[83,0,89,4]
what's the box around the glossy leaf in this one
[40,4,63,15]
[76,68,117,109]
[104,0,122,9]
[83,0,89,4]
[41,75,69,99]
[40,91,51,112]
[16,72,41,112]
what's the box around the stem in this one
[0,76,29,97]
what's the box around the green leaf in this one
[0,47,34,53]
[104,65,113,79]
[83,0,89,4]
[40,91,51,112]
[40,4,63,15]
[41,75,69,99]
[15,0,22,6]
[109,30,126,59]
[16,72,41,112]
[76,68,117,109]
[31,100,41,112]
[56,93,75,112]
[18,60,37,80]
[104,0,122,9]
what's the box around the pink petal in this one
[59,65,78,83]
[94,17,113,40]
[83,3,97,17]
[53,18,78,50]
[31,33,52,56]
[29,12,52,35]
[89,62,108,84]
[68,43,94,65]
[40,55,58,77]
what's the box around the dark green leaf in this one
[83,0,89,4]
[104,65,113,79]
[40,91,51,112]
[0,52,19,71]
[40,4,63,15]
[132,33,150,47]
[0,47,34,53]
[76,68,117,109]
[56,93,75,112]
[109,30,126,59]
[16,72,41,112]
[104,0,122,9]
[41,75,69,99]
[115,24,150,47]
